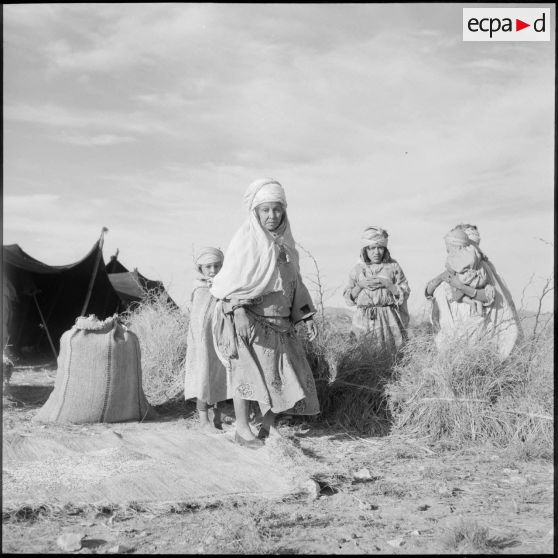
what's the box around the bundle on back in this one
[34,315,156,424]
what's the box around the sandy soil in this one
[2,367,554,555]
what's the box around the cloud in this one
[427,191,550,225]
[4,193,60,211]
[2,4,62,27]
[132,92,198,109]
[50,132,137,146]
[5,5,553,171]
[461,58,517,72]
[17,5,421,75]
[4,102,176,137]
[4,193,103,228]
[39,4,215,73]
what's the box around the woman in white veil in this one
[211,178,320,448]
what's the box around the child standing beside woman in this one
[183,247,231,430]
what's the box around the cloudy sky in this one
[3,3,555,316]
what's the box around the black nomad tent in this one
[106,251,178,310]
[3,231,178,359]
[2,230,121,358]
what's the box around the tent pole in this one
[81,227,109,316]
[32,293,57,360]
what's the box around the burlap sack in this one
[34,315,156,423]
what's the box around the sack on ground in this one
[34,315,157,423]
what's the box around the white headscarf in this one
[193,247,224,286]
[244,177,286,209]
[452,223,481,247]
[195,247,224,267]
[361,226,388,248]
[210,178,299,300]
[444,229,470,251]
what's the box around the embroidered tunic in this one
[222,252,320,416]
[343,260,410,354]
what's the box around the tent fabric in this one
[105,256,128,274]
[108,271,164,302]
[33,315,156,424]
[3,241,177,356]
[106,256,178,310]
[2,240,123,355]
[3,245,62,274]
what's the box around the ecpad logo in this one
[463,8,550,41]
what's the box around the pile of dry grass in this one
[122,291,189,406]
[490,324,554,457]
[118,284,553,459]
[386,318,553,457]
[301,318,398,436]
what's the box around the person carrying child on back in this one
[184,247,231,430]
[443,229,491,315]
[425,226,521,359]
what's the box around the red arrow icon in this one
[516,19,530,31]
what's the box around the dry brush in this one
[122,290,189,406]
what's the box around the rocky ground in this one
[2,367,554,555]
